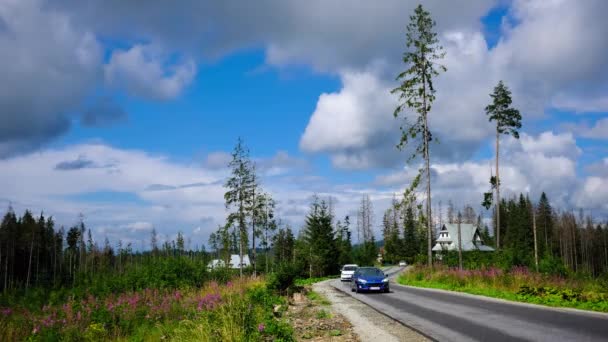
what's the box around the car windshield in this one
[343,266,357,271]
[357,268,383,276]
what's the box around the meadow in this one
[0,257,294,342]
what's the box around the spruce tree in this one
[403,206,417,262]
[224,138,255,277]
[303,198,338,276]
[392,4,446,267]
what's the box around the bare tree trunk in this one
[533,208,539,272]
[422,72,432,268]
[239,197,244,278]
[544,218,548,254]
[572,219,577,272]
[35,245,40,287]
[604,230,607,272]
[457,212,463,271]
[26,233,34,291]
[265,213,269,274]
[3,241,10,291]
[251,187,257,277]
[495,129,501,250]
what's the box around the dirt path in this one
[313,280,429,342]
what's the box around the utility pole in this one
[457,211,463,271]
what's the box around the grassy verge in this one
[0,277,294,341]
[397,265,608,313]
[294,276,337,287]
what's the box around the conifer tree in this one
[537,192,553,255]
[224,138,255,277]
[303,197,338,276]
[403,206,418,262]
[484,80,522,249]
[392,4,446,267]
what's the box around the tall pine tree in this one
[484,81,522,249]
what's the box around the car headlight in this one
[357,279,367,284]
[382,278,389,283]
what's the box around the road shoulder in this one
[313,280,429,342]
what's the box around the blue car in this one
[350,267,390,293]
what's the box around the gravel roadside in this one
[313,280,429,342]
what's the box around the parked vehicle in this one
[351,267,389,293]
[340,264,358,281]
[399,261,407,267]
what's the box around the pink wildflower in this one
[258,323,265,332]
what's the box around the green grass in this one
[315,309,331,319]
[398,265,608,312]
[294,276,337,287]
[306,291,331,306]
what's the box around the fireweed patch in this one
[0,277,293,341]
[398,265,608,312]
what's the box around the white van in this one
[340,264,359,281]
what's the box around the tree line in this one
[0,209,211,294]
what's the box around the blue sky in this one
[1,0,607,248]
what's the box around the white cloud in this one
[374,131,582,212]
[105,44,196,100]
[299,69,400,169]
[507,131,581,159]
[563,118,608,139]
[574,177,608,212]
[125,221,154,232]
[586,158,608,177]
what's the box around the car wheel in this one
[384,288,390,293]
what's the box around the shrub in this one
[267,264,299,294]
[539,254,567,277]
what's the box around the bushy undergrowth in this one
[0,277,293,341]
[398,265,608,312]
[0,258,235,310]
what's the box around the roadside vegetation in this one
[399,264,608,312]
[1,275,293,341]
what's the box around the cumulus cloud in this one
[563,118,608,140]
[586,158,608,177]
[105,44,196,100]
[299,69,400,169]
[256,150,309,176]
[0,0,101,157]
[374,131,584,212]
[49,0,495,71]
[574,177,608,212]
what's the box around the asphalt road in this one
[332,266,608,342]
